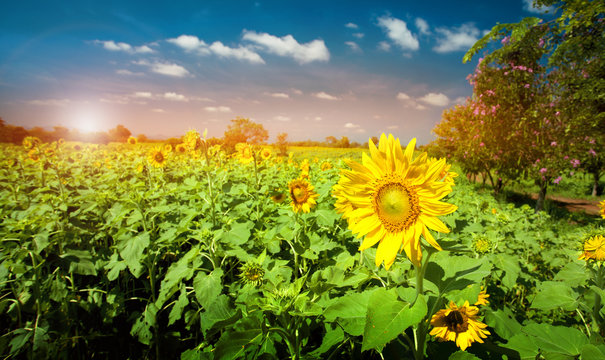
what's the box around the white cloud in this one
[433,24,481,53]
[415,18,430,35]
[274,115,291,122]
[242,30,330,64]
[167,35,210,54]
[418,92,450,107]
[94,40,155,54]
[453,96,467,105]
[353,33,365,39]
[396,92,411,101]
[164,92,188,102]
[269,92,290,99]
[133,92,153,98]
[291,88,303,95]
[377,16,419,52]
[152,108,166,113]
[314,92,340,101]
[204,106,232,113]
[378,41,391,52]
[387,125,399,130]
[345,41,362,52]
[26,98,71,107]
[415,103,427,110]
[116,69,144,76]
[134,60,190,77]
[209,41,265,64]
[345,22,359,29]
[315,116,322,121]
[344,122,359,128]
[523,0,556,13]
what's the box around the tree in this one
[108,125,132,142]
[275,132,289,156]
[223,117,268,153]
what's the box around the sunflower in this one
[127,136,138,145]
[28,149,40,162]
[239,262,265,286]
[236,143,254,164]
[148,147,168,168]
[300,159,310,173]
[333,134,457,268]
[175,143,187,154]
[164,144,173,153]
[260,147,272,161]
[288,178,319,213]
[22,136,41,150]
[321,161,333,171]
[475,288,490,306]
[600,200,605,219]
[429,301,490,351]
[472,236,492,255]
[183,130,203,151]
[579,235,605,261]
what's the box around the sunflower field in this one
[0,130,604,360]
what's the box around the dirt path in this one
[526,193,602,215]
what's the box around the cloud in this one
[378,41,391,52]
[396,92,411,101]
[345,22,358,29]
[152,108,166,113]
[164,92,188,101]
[291,88,303,95]
[433,23,481,53]
[344,122,359,128]
[313,92,340,101]
[94,40,155,54]
[353,33,364,39]
[209,41,265,64]
[268,92,290,99]
[522,0,556,13]
[274,115,291,122]
[315,116,322,121]
[26,98,71,107]
[345,41,362,52]
[133,91,153,98]
[418,92,450,107]
[116,69,144,76]
[134,60,190,77]
[453,96,467,105]
[167,35,210,54]
[242,30,330,64]
[387,125,399,130]
[377,16,419,52]
[204,106,232,113]
[415,18,430,35]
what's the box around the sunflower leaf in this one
[531,281,579,311]
[361,288,427,352]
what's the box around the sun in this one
[71,106,103,133]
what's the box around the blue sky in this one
[0,0,556,143]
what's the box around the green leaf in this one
[214,329,263,360]
[200,294,236,336]
[193,268,223,309]
[425,253,492,296]
[323,290,375,336]
[9,328,32,355]
[118,232,150,278]
[448,351,481,360]
[309,324,344,357]
[531,281,579,311]
[222,221,253,246]
[493,254,520,290]
[315,209,339,227]
[361,288,427,352]
[523,323,588,357]
[104,252,127,281]
[581,344,605,360]
[61,249,97,276]
[168,285,189,326]
[484,308,522,340]
[504,333,540,360]
[32,231,49,254]
[156,246,201,307]
[131,302,159,345]
[554,261,589,286]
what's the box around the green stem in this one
[593,265,603,332]
[411,251,433,360]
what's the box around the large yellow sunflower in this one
[429,301,490,351]
[148,147,168,168]
[288,178,319,213]
[333,133,457,268]
[579,235,605,261]
[236,143,254,164]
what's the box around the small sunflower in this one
[579,235,605,261]
[208,144,221,157]
[44,147,56,157]
[333,134,457,268]
[28,149,40,162]
[164,144,173,153]
[183,130,203,151]
[127,136,138,145]
[475,289,490,306]
[270,189,286,203]
[320,161,333,171]
[472,236,492,255]
[429,301,490,351]
[300,159,310,173]
[57,138,65,146]
[600,200,605,219]
[148,147,168,168]
[236,143,254,164]
[175,143,187,154]
[260,147,272,161]
[288,178,319,213]
[239,262,265,286]
[22,136,41,150]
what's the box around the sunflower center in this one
[292,186,309,203]
[154,152,164,162]
[373,177,419,233]
[445,310,469,333]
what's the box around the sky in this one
[0,0,557,144]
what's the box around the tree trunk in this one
[536,180,548,213]
[592,171,600,197]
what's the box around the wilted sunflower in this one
[600,200,605,219]
[579,235,605,261]
[236,143,254,164]
[288,178,319,213]
[333,133,457,268]
[429,301,490,351]
[148,147,168,168]
[321,161,333,171]
[127,136,138,145]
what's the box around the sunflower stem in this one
[593,264,604,332]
